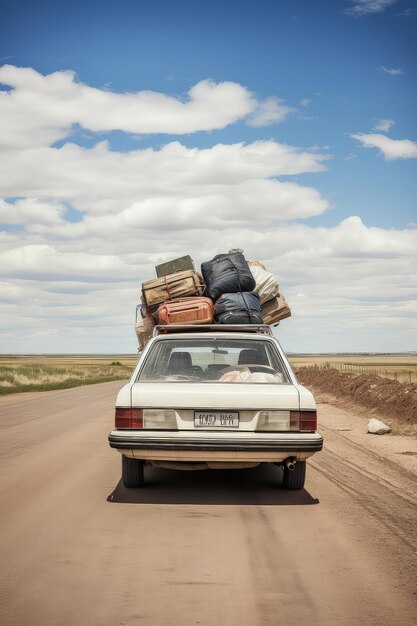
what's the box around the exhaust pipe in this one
[284,458,296,471]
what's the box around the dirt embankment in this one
[296,366,417,434]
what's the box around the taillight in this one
[131,409,144,429]
[290,410,317,431]
[115,408,143,429]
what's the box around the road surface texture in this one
[0,381,416,626]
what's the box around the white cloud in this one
[345,1,398,16]
[0,65,296,150]
[300,98,311,107]
[0,140,330,215]
[351,132,417,159]
[0,244,135,282]
[0,65,258,147]
[0,198,66,227]
[247,97,293,127]
[373,118,394,132]
[0,64,415,353]
[380,65,403,75]
[40,178,328,241]
[1,217,416,353]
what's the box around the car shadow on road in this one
[107,463,319,505]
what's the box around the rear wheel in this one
[283,461,306,490]
[122,456,144,488]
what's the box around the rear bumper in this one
[108,430,323,462]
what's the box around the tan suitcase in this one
[157,297,214,325]
[142,270,204,307]
[262,294,291,325]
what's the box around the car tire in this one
[282,461,306,490]
[122,456,144,488]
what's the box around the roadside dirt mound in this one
[296,366,417,431]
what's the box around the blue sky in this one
[2,0,415,227]
[0,0,416,352]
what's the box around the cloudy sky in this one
[1,0,416,354]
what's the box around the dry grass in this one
[1,354,416,394]
[289,354,417,384]
[0,356,136,395]
[0,355,138,367]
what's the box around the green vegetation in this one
[0,362,133,396]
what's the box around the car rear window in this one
[137,338,289,384]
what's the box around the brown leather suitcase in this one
[157,297,214,325]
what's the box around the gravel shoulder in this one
[316,390,417,474]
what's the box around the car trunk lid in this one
[130,382,299,431]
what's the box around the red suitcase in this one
[157,297,214,325]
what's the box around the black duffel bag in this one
[201,252,255,301]
[214,292,263,324]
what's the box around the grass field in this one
[289,354,417,384]
[0,355,136,395]
[0,353,416,394]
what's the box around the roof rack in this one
[152,324,274,337]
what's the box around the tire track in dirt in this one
[309,414,417,557]
[318,423,417,508]
[239,505,318,626]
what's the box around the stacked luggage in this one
[135,259,211,349]
[134,251,291,349]
[201,252,262,325]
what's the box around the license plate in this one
[194,411,239,428]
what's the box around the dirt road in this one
[0,382,416,626]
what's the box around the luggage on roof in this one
[135,251,290,349]
[157,297,214,326]
[155,255,195,278]
[135,304,155,349]
[142,270,204,307]
[201,252,255,302]
[249,260,280,305]
[214,291,263,325]
[261,294,291,325]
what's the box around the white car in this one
[108,325,323,490]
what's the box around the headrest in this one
[238,348,268,366]
[168,351,192,371]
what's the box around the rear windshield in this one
[137,338,289,384]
